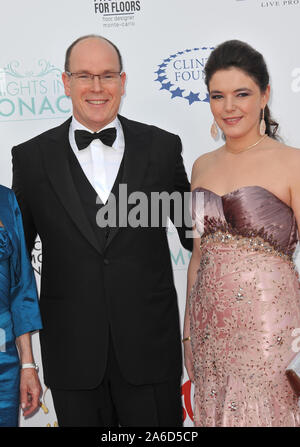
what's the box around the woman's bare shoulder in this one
[275,142,300,164]
[192,147,222,170]
[281,145,300,183]
[282,143,300,156]
[266,142,300,189]
[191,148,222,188]
[260,139,300,164]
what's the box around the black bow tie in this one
[75,127,117,150]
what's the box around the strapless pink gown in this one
[190,186,300,427]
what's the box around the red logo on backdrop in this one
[181,380,193,422]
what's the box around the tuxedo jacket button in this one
[104,258,109,265]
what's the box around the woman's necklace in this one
[225,134,267,155]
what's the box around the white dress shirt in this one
[69,116,125,204]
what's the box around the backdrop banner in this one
[1,0,300,427]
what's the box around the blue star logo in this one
[185,91,200,105]
[203,93,210,103]
[160,82,173,91]
[170,87,185,98]
[155,75,167,83]
[155,68,166,76]
[154,46,214,106]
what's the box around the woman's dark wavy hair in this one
[204,40,278,139]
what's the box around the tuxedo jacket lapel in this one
[105,115,151,248]
[41,118,103,256]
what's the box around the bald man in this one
[12,35,192,427]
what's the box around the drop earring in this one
[259,108,266,136]
[210,120,219,139]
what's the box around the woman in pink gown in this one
[183,40,300,427]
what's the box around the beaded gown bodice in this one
[193,185,298,257]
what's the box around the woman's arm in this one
[183,159,204,381]
[288,148,300,234]
[8,190,43,418]
[16,333,42,417]
[183,230,202,382]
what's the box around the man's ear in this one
[62,72,71,97]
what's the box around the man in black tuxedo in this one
[12,35,192,426]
